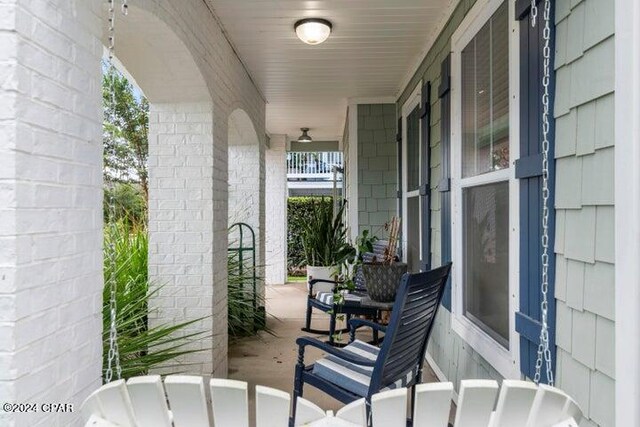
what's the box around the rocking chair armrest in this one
[348,318,387,334]
[295,337,376,367]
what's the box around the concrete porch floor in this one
[228,282,442,420]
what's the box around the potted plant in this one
[349,229,378,290]
[361,216,408,302]
[300,199,355,294]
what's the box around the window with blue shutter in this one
[514,0,557,384]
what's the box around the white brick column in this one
[265,135,287,285]
[148,102,222,375]
[0,0,104,426]
[228,110,265,304]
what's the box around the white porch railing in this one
[287,152,343,180]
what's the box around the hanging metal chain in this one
[531,0,554,387]
[530,0,538,27]
[104,0,128,384]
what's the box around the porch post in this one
[227,109,266,323]
[265,135,287,285]
[148,102,218,376]
[0,0,104,425]
[615,0,640,424]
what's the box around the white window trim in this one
[449,0,521,379]
[401,83,422,265]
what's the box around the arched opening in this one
[228,108,261,224]
[227,109,266,339]
[101,4,219,377]
[106,4,211,103]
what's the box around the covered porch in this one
[0,0,637,426]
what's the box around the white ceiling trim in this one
[395,0,461,99]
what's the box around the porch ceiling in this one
[208,0,454,140]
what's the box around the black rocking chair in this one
[301,241,389,344]
[292,263,452,425]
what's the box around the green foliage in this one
[104,183,147,225]
[103,221,208,381]
[103,63,149,200]
[227,250,270,339]
[287,197,334,274]
[355,229,378,261]
[300,199,355,267]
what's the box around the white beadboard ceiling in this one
[208,0,455,140]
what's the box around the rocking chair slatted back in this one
[371,263,451,393]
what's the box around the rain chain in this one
[531,0,554,387]
[104,0,128,384]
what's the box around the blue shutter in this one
[515,0,557,384]
[438,56,452,310]
[420,82,432,271]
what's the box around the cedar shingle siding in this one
[554,0,615,425]
[357,104,398,236]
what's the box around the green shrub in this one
[102,221,208,381]
[300,200,355,267]
[104,183,147,225]
[287,197,333,274]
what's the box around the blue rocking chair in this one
[292,263,452,424]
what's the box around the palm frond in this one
[103,221,209,382]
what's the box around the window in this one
[461,1,510,347]
[451,0,519,378]
[401,84,423,273]
[461,4,510,178]
[463,181,509,347]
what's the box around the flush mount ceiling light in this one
[294,18,332,45]
[297,127,312,143]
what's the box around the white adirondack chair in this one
[82,376,582,427]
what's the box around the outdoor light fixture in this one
[294,18,332,45]
[297,128,312,143]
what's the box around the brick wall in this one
[148,102,216,376]
[125,0,266,378]
[1,0,266,424]
[265,135,287,285]
[357,104,398,237]
[228,109,265,300]
[0,0,104,425]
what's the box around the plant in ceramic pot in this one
[362,216,408,302]
[350,229,379,290]
[301,199,355,294]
